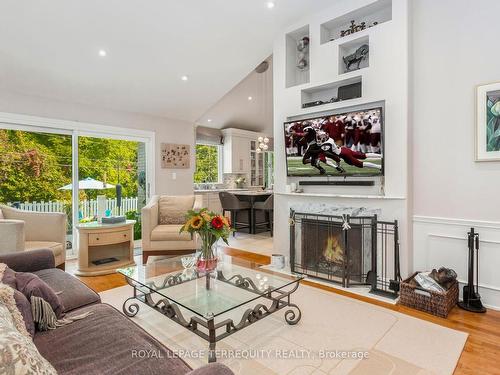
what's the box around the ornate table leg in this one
[284,303,302,325]
[123,296,140,317]
[207,318,217,363]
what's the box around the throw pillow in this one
[0,303,57,375]
[159,195,195,225]
[0,264,64,319]
[0,264,35,336]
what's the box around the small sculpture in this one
[343,44,369,71]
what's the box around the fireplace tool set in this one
[457,227,486,313]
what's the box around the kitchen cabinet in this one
[222,128,268,186]
[196,192,222,214]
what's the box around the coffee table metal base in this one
[122,273,302,363]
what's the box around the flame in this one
[323,235,344,264]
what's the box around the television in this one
[284,107,384,177]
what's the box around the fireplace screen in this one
[290,210,401,297]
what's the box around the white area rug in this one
[100,283,467,375]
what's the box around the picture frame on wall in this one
[160,143,190,169]
[476,82,500,161]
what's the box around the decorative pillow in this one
[0,264,64,319]
[15,272,65,319]
[159,195,195,225]
[0,303,57,375]
[0,264,37,336]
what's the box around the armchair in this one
[141,195,202,264]
[0,205,67,269]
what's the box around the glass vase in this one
[196,237,218,272]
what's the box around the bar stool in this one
[219,192,251,236]
[252,194,274,236]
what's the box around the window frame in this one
[194,142,223,185]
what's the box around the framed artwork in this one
[476,82,500,161]
[161,143,190,169]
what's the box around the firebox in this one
[290,210,401,297]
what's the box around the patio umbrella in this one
[59,177,115,190]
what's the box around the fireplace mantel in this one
[290,203,381,217]
[276,192,406,200]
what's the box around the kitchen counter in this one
[194,188,254,193]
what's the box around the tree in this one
[194,144,219,183]
[0,130,140,204]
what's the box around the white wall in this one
[273,0,411,275]
[412,0,500,309]
[0,91,195,196]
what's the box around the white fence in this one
[14,197,138,218]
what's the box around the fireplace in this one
[290,209,401,297]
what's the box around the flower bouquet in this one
[180,208,232,272]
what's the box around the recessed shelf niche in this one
[320,0,392,44]
[286,25,310,88]
[301,76,362,109]
[339,35,369,75]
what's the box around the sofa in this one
[141,195,202,264]
[0,249,233,375]
[0,205,67,269]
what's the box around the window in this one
[194,144,221,183]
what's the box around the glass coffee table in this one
[117,253,304,362]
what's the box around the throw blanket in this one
[30,296,92,331]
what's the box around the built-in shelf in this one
[339,35,369,75]
[276,192,405,200]
[301,76,362,109]
[320,0,392,44]
[286,25,310,88]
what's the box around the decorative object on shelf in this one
[161,143,190,169]
[179,208,232,272]
[476,81,500,161]
[234,176,246,188]
[296,36,309,71]
[255,136,270,153]
[101,215,126,224]
[343,44,369,71]
[458,227,486,313]
[336,20,378,40]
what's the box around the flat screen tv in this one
[284,107,384,177]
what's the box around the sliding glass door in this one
[0,120,153,258]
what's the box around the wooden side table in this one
[75,220,136,276]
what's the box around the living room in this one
[0,1,499,374]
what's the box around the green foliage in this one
[486,98,500,152]
[0,130,141,204]
[194,144,219,183]
[125,210,142,240]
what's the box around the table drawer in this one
[88,230,130,246]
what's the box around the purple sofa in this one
[0,249,233,375]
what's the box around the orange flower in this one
[201,211,212,222]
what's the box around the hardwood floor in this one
[66,248,500,375]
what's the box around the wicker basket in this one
[398,272,458,318]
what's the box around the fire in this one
[323,235,344,264]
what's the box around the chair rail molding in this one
[413,215,500,310]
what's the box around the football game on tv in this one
[284,107,384,177]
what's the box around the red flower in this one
[211,216,224,230]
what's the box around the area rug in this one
[100,283,467,375]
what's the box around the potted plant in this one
[180,208,232,271]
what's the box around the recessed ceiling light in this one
[207,119,212,123]
[181,75,189,81]
[248,96,253,101]
[98,49,107,57]
[267,2,275,9]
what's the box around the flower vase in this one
[196,242,218,272]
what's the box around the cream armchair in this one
[141,195,202,264]
[0,205,67,269]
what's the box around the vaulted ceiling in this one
[0,0,332,123]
